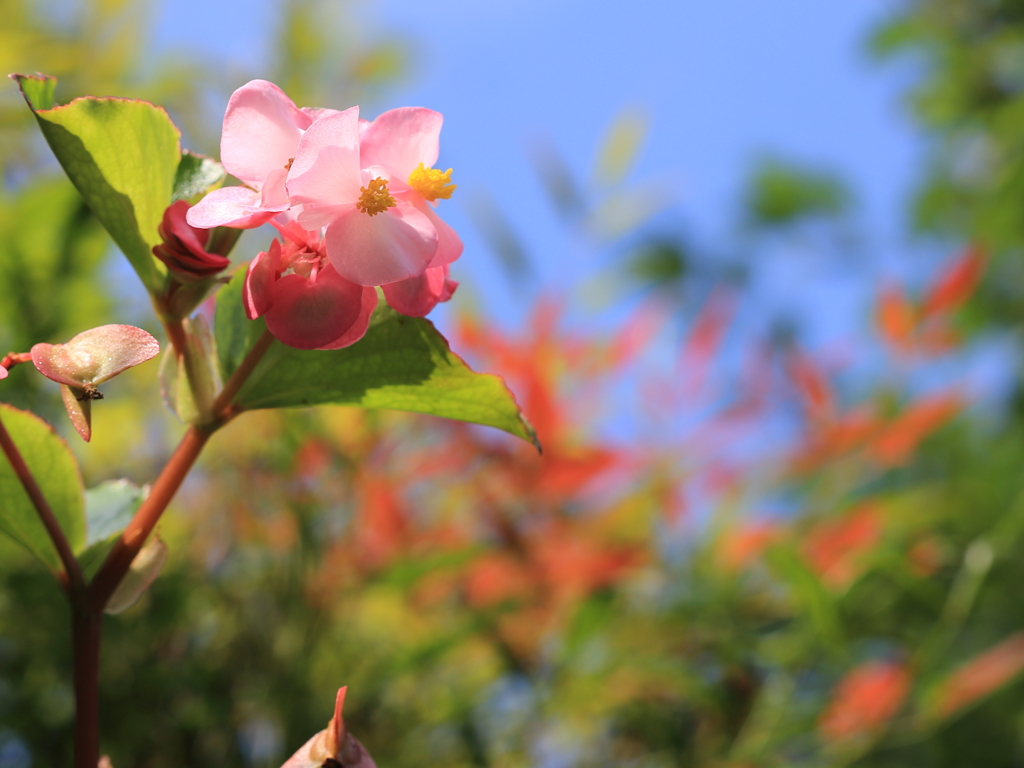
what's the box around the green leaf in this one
[77,479,145,579]
[214,270,538,447]
[172,150,225,204]
[12,73,181,293]
[0,403,85,571]
[214,265,267,382]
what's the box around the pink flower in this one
[186,81,340,230]
[287,107,463,296]
[359,107,463,268]
[244,221,377,350]
[153,201,230,282]
[382,264,458,317]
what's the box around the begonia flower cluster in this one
[186,81,461,351]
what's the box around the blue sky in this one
[152,0,925,332]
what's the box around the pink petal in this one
[413,198,463,267]
[295,203,349,232]
[324,204,438,287]
[32,325,160,387]
[319,286,378,349]
[264,266,366,350]
[0,365,8,380]
[300,106,342,122]
[260,167,292,210]
[221,80,310,185]
[382,265,452,317]
[287,108,363,209]
[244,240,283,320]
[186,186,279,230]
[360,107,442,180]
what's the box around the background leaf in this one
[0,403,85,571]
[13,73,181,292]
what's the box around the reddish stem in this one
[72,606,102,768]
[73,320,275,767]
[212,328,275,416]
[0,412,85,594]
[1,350,32,372]
[87,424,211,611]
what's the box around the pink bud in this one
[153,201,231,283]
[280,687,377,768]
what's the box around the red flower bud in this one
[153,200,231,283]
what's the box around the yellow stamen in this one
[408,163,456,201]
[356,177,397,216]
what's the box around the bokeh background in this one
[4,0,1024,766]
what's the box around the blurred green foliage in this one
[4,2,1024,768]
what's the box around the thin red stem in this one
[72,606,101,768]
[1,351,32,373]
[73,321,275,767]
[212,328,275,417]
[87,424,211,611]
[0,412,85,594]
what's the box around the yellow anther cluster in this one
[356,177,397,216]
[408,163,457,201]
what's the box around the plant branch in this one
[72,607,101,768]
[211,328,275,420]
[0,411,86,595]
[1,351,32,372]
[87,423,211,611]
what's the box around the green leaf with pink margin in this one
[31,325,160,389]
[11,73,181,293]
[214,269,539,448]
[0,404,85,571]
[32,324,160,441]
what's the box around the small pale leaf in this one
[32,324,160,388]
[105,535,167,614]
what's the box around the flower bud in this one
[153,200,231,283]
[280,687,377,768]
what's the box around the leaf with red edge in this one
[31,325,159,442]
[931,632,1024,721]
[60,385,92,442]
[0,403,85,571]
[12,73,182,293]
[922,246,985,318]
[869,392,962,467]
[31,325,160,389]
[877,285,917,353]
[819,661,911,743]
[802,502,883,590]
[787,348,834,422]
